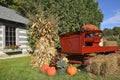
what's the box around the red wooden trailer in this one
[60,30,119,64]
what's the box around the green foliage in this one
[102,28,114,36]
[113,27,120,35]
[18,0,42,16]
[39,0,103,34]
[0,0,11,7]
[103,27,120,36]
[0,0,24,12]
[0,0,42,16]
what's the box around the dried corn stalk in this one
[28,13,59,68]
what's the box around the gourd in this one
[46,67,56,76]
[67,65,77,76]
[40,64,49,73]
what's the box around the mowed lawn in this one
[0,56,120,80]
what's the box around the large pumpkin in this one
[82,24,99,30]
[67,65,77,76]
[46,67,56,76]
[40,64,49,73]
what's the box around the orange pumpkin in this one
[67,65,77,76]
[40,64,49,73]
[46,67,56,76]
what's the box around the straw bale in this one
[86,53,119,76]
[117,54,120,71]
[101,54,118,76]
[104,41,118,46]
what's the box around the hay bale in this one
[86,53,119,76]
[103,41,118,46]
[117,56,120,67]
[100,54,118,76]
[86,55,105,75]
[86,62,101,75]
[117,54,120,72]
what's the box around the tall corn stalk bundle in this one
[28,13,59,68]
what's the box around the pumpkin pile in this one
[40,64,57,76]
[40,63,77,76]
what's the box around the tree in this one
[103,28,113,36]
[39,0,103,34]
[0,0,24,12]
[0,0,42,16]
[113,27,120,36]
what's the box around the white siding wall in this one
[17,28,29,54]
[0,24,5,49]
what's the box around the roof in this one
[0,5,30,24]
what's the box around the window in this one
[5,26,16,46]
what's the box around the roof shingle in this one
[0,5,30,24]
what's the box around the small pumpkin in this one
[40,64,49,73]
[46,67,56,76]
[67,65,77,76]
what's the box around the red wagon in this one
[60,30,119,64]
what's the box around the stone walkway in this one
[0,53,30,59]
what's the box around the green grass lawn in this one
[0,56,120,80]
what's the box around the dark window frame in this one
[5,26,16,46]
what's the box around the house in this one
[0,5,30,54]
